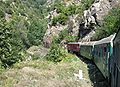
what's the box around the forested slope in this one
[1,0,120,68]
[0,0,95,67]
[0,0,48,67]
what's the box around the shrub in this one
[59,29,69,41]
[65,35,78,42]
[45,43,66,62]
[81,0,94,10]
[52,0,94,26]
[53,29,69,44]
[58,13,68,25]
[54,3,65,13]
[0,19,23,68]
[0,0,48,68]
[28,19,47,45]
[52,16,59,26]
[65,5,76,16]
[52,13,68,25]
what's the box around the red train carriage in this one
[67,42,80,53]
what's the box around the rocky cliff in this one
[43,0,120,47]
[79,0,120,41]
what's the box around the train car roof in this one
[68,34,116,46]
[94,34,116,45]
[67,42,81,44]
[68,41,96,46]
[80,41,96,45]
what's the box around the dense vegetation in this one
[52,0,94,25]
[1,0,119,68]
[0,0,48,67]
[92,5,120,40]
[45,29,78,62]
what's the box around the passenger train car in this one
[67,33,119,87]
[67,42,80,53]
[93,35,115,79]
[111,29,120,87]
[67,42,96,60]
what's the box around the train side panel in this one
[93,43,111,78]
[80,45,93,60]
[111,30,120,87]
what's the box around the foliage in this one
[52,13,68,25]
[35,0,47,6]
[0,19,23,68]
[65,35,78,42]
[81,0,94,10]
[0,0,48,67]
[52,3,77,25]
[92,6,120,40]
[28,19,47,45]
[45,29,68,62]
[75,5,84,15]
[53,28,77,45]
[53,29,77,44]
[45,28,77,62]
[57,29,69,43]
[54,3,65,13]
[52,0,94,25]
[45,42,67,62]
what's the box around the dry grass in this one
[0,54,93,87]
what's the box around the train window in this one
[103,46,107,58]
[104,47,107,52]
[96,47,98,57]
[97,46,99,57]
[99,51,101,57]
[100,45,103,57]
[98,46,101,57]
[95,47,97,54]
[96,46,99,57]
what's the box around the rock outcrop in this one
[43,0,120,47]
[79,0,120,42]
[43,1,81,48]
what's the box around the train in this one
[67,29,120,87]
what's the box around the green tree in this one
[0,19,23,68]
[28,19,47,45]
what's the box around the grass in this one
[0,53,93,87]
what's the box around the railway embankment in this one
[77,54,109,87]
[0,51,94,87]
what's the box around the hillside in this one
[0,55,95,87]
[0,0,120,87]
[0,0,48,67]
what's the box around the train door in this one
[116,68,120,87]
[112,66,120,87]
